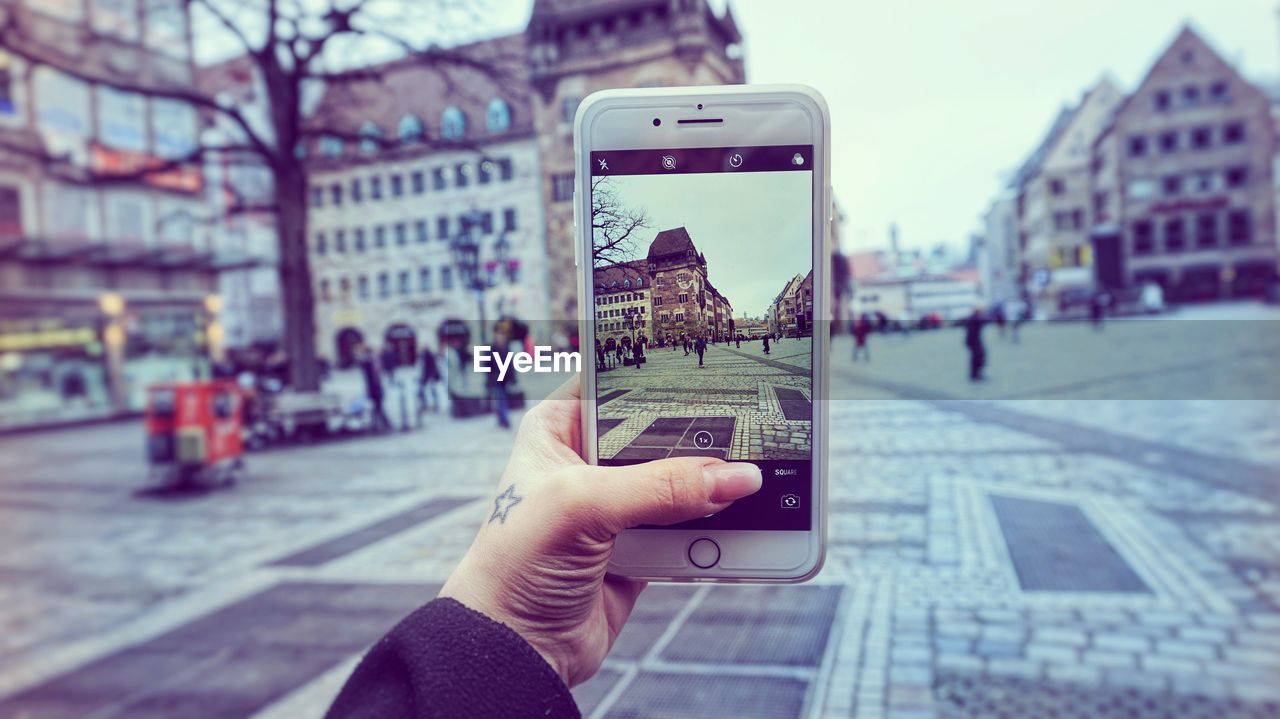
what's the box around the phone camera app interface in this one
[590,145,815,531]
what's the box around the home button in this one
[688,538,720,569]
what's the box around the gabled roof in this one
[592,260,647,292]
[647,227,696,260]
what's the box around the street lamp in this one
[450,211,520,346]
[623,306,641,368]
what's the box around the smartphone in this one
[574,85,830,582]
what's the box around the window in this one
[502,208,516,231]
[1182,85,1201,106]
[319,278,331,302]
[497,158,513,181]
[319,135,344,157]
[370,176,382,200]
[353,227,366,252]
[330,183,343,206]
[432,167,446,190]
[1190,126,1212,150]
[560,96,581,124]
[310,186,324,207]
[339,277,350,297]
[374,225,386,248]
[1161,175,1182,196]
[1048,178,1066,196]
[1223,121,1246,145]
[315,232,327,255]
[415,219,428,243]
[1127,135,1147,157]
[357,275,369,299]
[552,173,574,202]
[394,222,407,246]
[1154,90,1171,111]
[454,163,469,187]
[1163,216,1185,253]
[1158,131,1178,153]
[661,314,671,323]
[654,296,664,306]
[1191,169,1216,193]
[1227,209,1251,245]
[334,229,347,252]
[1195,212,1217,248]
[478,161,492,185]
[441,267,453,289]
[411,171,425,194]
[1093,191,1108,216]
[678,293,689,303]
[1224,166,1249,189]
[480,211,493,234]
[1209,81,1229,103]
[674,312,684,323]
[1132,220,1154,255]
[398,114,424,144]
[377,272,390,297]
[359,121,383,154]
[486,97,511,133]
[398,270,410,295]
[351,178,363,204]
[419,267,432,291]
[390,174,403,197]
[1052,210,1083,231]
[441,106,467,140]
[437,216,450,239]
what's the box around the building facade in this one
[1014,77,1124,305]
[981,190,1021,305]
[648,227,712,344]
[591,260,650,348]
[304,38,548,369]
[0,0,214,429]
[1090,27,1277,300]
[525,0,746,330]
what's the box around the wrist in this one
[439,578,572,684]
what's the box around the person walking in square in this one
[694,336,706,367]
[964,306,988,382]
[417,344,441,417]
[852,315,871,362]
[762,334,771,355]
[358,344,391,432]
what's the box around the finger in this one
[587,458,762,530]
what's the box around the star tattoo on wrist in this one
[488,484,523,525]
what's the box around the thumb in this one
[592,458,762,531]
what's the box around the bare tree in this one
[590,175,650,271]
[0,0,517,391]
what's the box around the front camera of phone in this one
[697,103,704,110]
[652,118,661,127]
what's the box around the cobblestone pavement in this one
[597,338,812,461]
[0,307,1278,717]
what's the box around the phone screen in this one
[589,145,815,531]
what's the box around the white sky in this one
[199,1,1280,254]
[600,171,813,316]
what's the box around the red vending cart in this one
[145,380,245,488]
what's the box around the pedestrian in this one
[326,379,762,718]
[682,334,690,356]
[595,339,606,372]
[852,314,871,362]
[762,334,771,355]
[994,304,1007,339]
[488,334,512,430]
[694,336,706,367]
[358,344,391,432]
[417,344,441,416]
[1090,291,1108,331]
[735,334,741,349]
[633,341,644,370]
[964,306,987,382]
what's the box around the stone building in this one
[647,226,712,344]
[525,0,746,331]
[0,0,213,429]
[591,260,650,348]
[304,36,548,368]
[770,272,806,337]
[1014,77,1124,305]
[1090,27,1277,300]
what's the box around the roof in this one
[593,260,648,292]
[647,227,696,260]
[304,32,534,152]
[1010,104,1078,190]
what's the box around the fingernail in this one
[703,463,763,503]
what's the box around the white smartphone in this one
[573,85,830,582]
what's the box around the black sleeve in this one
[325,598,580,719]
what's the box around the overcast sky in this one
[201,1,1279,254]
[472,0,1279,254]
[601,171,812,317]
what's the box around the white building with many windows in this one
[304,36,548,369]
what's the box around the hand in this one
[438,379,762,687]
